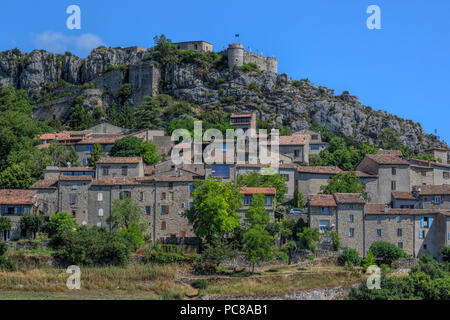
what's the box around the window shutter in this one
[166,205,169,214]
[421,216,424,228]
[429,216,433,227]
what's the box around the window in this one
[168,182,173,190]
[211,165,230,178]
[349,228,354,237]
[243,196,252,206]
[190,185,195,194]
[377,229,382,237]
[421,216,432,228]
[419,230,424,239]
[398,242,403,249]
[72,184,77,190]
[140,192,144,201]
[321,207,328,214]
[281,174,289,181]
[424,244,427,250]
[146,206,151,215]
[294,150,300,157]
[83,158,87,166]
[97,222,102,228]
[70,194,77,205]
[377,217,381,224]
[122,166,128,176]
[311,134,318,140]
[86,145,92,154]
[97,193,103,201]
[103,167,109,176]
[444,172,449,179]
[349,204,354,209]
[392,168,397,175]
[310,145,319,150]
[161,221,166,230]
[397,228,402,237]
[181,202,185,208]
[397,216,401,223]
[319,220,330,233]
[161,192,166,200]
[120,191,131,199]
[98,208,104,217]
[265,196,274,206]
[421,171,427,177]
[391,181,396,191]
[434,196,441,204]
[349,214,354,223]
[161,205,169,215]
[179,231,186,238]
[169,192,174,200]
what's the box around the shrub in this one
[369,241,406,266]
[380,264,392,274]
[191,279,208,290]
[0,241,8,256]
[419,253,434,264]
[239,63,259,72]
[339,248,361,266]
[142,244,197,264]
[0,256,14,271]
[56,226,133,266]
[362,250,376,271]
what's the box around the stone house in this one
[96,157,144,180]
[425,147,449,164]
[238,186,276,222]
[174,41,213,52]
[356,153,411,204]
[297,166,342,197]
[0,190,37,241]
[408,159,450,186]
[308,194,337,234]
[229,112,257,132]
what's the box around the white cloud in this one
[33,31,104,56]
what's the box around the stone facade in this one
[227,43,278,73]
[175,41,213,52]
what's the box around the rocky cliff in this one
[0,46,445,152]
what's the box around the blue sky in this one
[1,0,449,144]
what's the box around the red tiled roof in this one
[59,167,94,172]
[30,179,58,189]
[365,204,387,214]
[387,208,449,215]
[366,154,409,165]
[298,166,342,174]
[240,186,276,195]
[97,157,142,164]
[144,166,155,176]
[308,194,337,207]
[333,193,365,204]
[0,189,35,205]
[377,149,403,157]
[92,178,141,186]
[59,175,93,181]
[279,135,309,146]
[412,185,450,195]
[354,170,378,178]
[425,147,449,152]
[392,191,416,200]
[75,137,121,145]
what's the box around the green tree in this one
[297,227,320,252]
[380,128,401,150]
[47,212,78,247]
[141,141,161,165]
[107,197,145,232]
[67,100,96,130]
[442,246,450,262]
[152,34,180,65]
[110,136,160,165]
[0,163,35,189]
[87,143,105,167]
[119,84,133,100]
[197,238,236,270]
[243,224,273,273]
[185,178,242,243]
[134,97,165,130]
[0,217,11,234]
[328,230,341,251]
[19,214,44,239]
[293,190,307,208]
[369,241,407,266]
[46,141,79,167]
[339,248,361,266]
[245,194,270,227]
[321,171,370,201]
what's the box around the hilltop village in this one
[0,40,449,263]
[0,109,449,260]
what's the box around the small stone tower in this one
[227,43,244,71]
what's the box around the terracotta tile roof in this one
[97,157,142,164]
[392,191,416,200]
[59,167,94,172]
[144,166,155,176]
[30,179,58,189]
[92,178,141,186]
[410,164,434,170]
[377,149,403,157]
[354,170,378,178]
[75,137,122,145]
[366,154,410,165]
[236,163,299,169]
[153,176,195,182]
[412,185,450,195]
[365,204,387,214]
[425,147,449,152]
[59,175,93,181]
[36,132,71,140]
[279,135,309,146]
[333,193,365,204]
[240,186,276,195]
[0,189,35,205]
[298,166,342,174]
[308,194,337,207]
[387,208,449,215]
[230,113,253,118]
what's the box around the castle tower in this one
[227,43,244,71]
